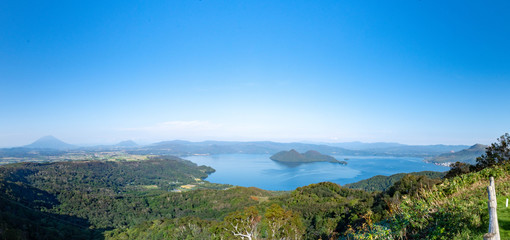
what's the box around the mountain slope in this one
[426,143,487,165]
[24,136,77,150]
[347,164,510,239]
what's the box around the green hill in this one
[345,164,510,239]
[104,164,510,240]
[344,171,446,192]
[104,182,375,240]
[0,156,229,239]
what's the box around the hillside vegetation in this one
[3,158,506,240]
[0,156,230,239]
[1,134,510,239]
[345,171,445,192]
[105,164,510,240]
[345,133,510,239]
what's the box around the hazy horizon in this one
[1,1,509,147]
[2,134,481,149]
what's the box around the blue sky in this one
[1,0,509,147]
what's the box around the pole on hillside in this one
[483,177,500,240]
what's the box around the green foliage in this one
[354,164,510,239]
[444,161,472,178]
[0,156,230,239]
[223,206,261,239]
[476,133,510,170]
[104,217,217,240]
[346,171,445,192]
[496,192,510,239]
[281,182,376,239]
[106,183,375,240]
[344,222,392,240]
[0,194,99,240]
[264,204,305,240]
[103,163,510,240]
[385,174,441,198]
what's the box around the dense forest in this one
[1,134,510,239]
[344,171,445,192]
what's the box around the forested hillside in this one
[0,158,502,240]
[345,133,510,239]
[345,171,445,192]
[1,134,510,239]
[105,182,378,240]
[0,156,228,239]
[345,164,510,239]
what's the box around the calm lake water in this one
[185,154,449,191]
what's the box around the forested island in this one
[270,149,347,164]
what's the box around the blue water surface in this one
[185,154,449,191]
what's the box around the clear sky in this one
[1,0,509,147]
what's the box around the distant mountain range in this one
[23,136,139,150]
[136,140,468,157]
[3,136,473,158]
[426,144,487,165]
[322,141,406,150]
[138,140,360,156]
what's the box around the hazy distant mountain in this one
[141,140,360,156]
[325,141,406,150]
[322,142,469,157]
[14,137,471,158]
[426,144,487,165]
[128,140,467,157]
[24,136,77,150]
[116,140,138,147]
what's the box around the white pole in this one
[506,198,508,208]
[484,177,500,240]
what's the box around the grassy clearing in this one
[494,174,510,238]
[498,195,510,238]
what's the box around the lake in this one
[185,154,449,191]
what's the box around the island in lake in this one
[270,149,347,164]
